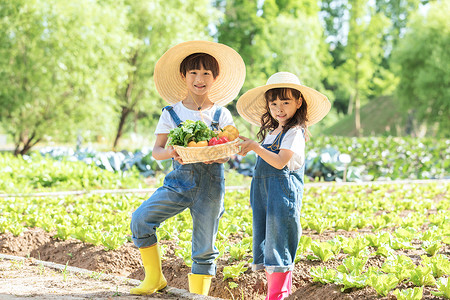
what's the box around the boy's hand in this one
[169,146,184,164]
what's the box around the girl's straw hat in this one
[154,40,246,106]
[236,72,331,126]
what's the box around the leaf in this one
[393,287,423,300]
[309,266,337,284]
[431,277,450,298]
[336,256,368,276]
[367,274,399,297]
[409,266,436,287]
[340,273,367,292]
[223,261,248,280]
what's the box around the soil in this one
[0,228,447,299]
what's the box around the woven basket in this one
[173,139,240,164]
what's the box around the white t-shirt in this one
[262,126,305,171]
[154,102,235,134]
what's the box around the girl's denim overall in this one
[250,131,304,273]
[130,106,225,276]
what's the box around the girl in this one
[236,72,330,299]
[130,40,245,296]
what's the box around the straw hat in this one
[236,72,331,126]
[154,40,246,106]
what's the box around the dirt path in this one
[0,254,219,300]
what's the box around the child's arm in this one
[239,135,294,170]
[152,134,183,163]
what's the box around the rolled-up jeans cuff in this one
[252,263,265,271]
[265,265,294,274]
[192,263,216,276]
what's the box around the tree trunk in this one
[112,51,138,149]
[355,91,361,136]
[113,107,131,150]
[347,94,354,115]
[14,131,41,156]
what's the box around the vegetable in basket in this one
[167,120,215,147]
[208,136,229,146]
[217,125,239,141]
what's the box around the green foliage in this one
[223,261,248,280]
[391,1,450,137]
[308,136,450,180]
[0,0,132,154]
[422,240,443,256]
[338,273,368,292]
[167,120,215,146]
[310,266,337,284]
[342,236,370,258]
[409,266,436,287]
[307,241,335,262]
[393,287,423,300]
[431,277,450,299]
[111,0,218,148]
[306,216,331,234]
[420,254,450,278]
[381,255,415,282]
[367,273,399,296]
[0,152,143,193]
[336,256,368,276]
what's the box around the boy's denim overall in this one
[250,131,304,273]
[130,106,225,276]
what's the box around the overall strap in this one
[162,105,182,127]
[210,106,222,131]
[266,131,287,152]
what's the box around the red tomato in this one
[208,137,220,146]
[218,136,229,144]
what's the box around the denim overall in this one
[131,106,225,276]
[250,131,305,273]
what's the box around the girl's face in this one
[182,65,216,97]
[268,96,302,126]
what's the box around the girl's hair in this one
[257,88,308,142]
[180,53,220,79]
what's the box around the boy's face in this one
[181,65,216,97]
[268,95,302,126]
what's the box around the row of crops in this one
[1,136,447,193]
[1,181,449,298]
[0,151,253,194]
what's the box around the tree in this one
[215,0,329,133]
[111,0,220,149]
[337,0,390,136]
[0,0,132,155]
[320,0,415,121]
[391,1,450,137]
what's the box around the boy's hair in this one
[180,53,220,79]
[257,88,308,142]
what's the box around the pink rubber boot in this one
[265,270,292,300]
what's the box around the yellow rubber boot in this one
[130,244,167,295]
[188,273,213,295]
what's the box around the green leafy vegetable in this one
[431,277,450,298]
[310,266,337,284]
[167,120,215,147]
[223,261,248,280]
[393,287,423,300]
[367,273,399,296]
[409,266,436,287]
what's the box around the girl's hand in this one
[238,135,258,156]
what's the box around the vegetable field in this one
[1,181,449,299]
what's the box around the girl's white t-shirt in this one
[262,126,305,171]
[155,102,235,134]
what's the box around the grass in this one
[324,96,407,137]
